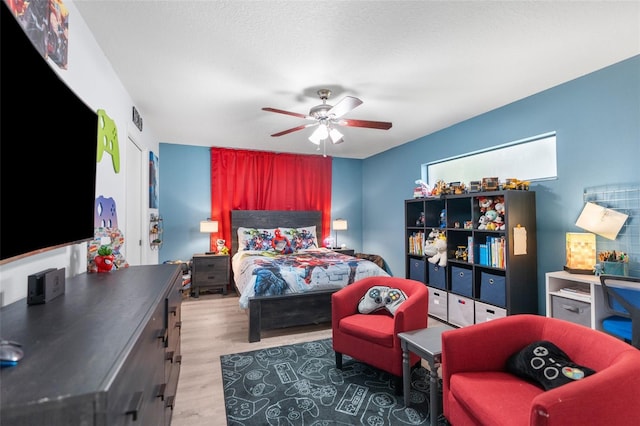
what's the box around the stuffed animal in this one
[216,239,229,255]
[423,229,442,256]
[428,237,447,267]
[478,196,493,213]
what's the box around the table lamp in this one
[332,219,348,249]
[564,232,596,274]
[200,219,218,254]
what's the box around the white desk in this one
[545,271,608,330]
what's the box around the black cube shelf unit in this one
[405,190,538,327]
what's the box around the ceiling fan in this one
[262,89,392,146]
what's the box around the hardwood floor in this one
[171,290,442,425]
[171,292,333,426]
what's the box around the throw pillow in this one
[280,226,318,250]
[237,227,277,252]
[506,340,596,391]
[357,286,408,316]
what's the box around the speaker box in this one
[27,267,65,305]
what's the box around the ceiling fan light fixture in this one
[309,123,329,145]
[329,127,343,144]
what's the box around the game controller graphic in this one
[96,109,120,173]
[358,286,408,316]
[220,353,254,372]
[255,346,298,368]
[285,379,338,406]
[298,357,333,380]
[358,286,391,313]
[224,388,269,421]
[243,368,276,396]
[384,288,407,315]
[265,397,319,425]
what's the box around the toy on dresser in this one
[477,196,505,230]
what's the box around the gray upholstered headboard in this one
[231,210,322,254]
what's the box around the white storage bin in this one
[448,293,474,327]
[474,300,507,323]
[428,286,448,321]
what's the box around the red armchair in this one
[442,314,640,426]
[332,277,429,391]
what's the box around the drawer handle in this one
[157,383,166,400]
[158,328,168,343]
[176,354,182,364]
[175,321,182,329]
[170,306,178,316]
[458,271,464,277]
[561,304,583,314]
[165,395,176,410]
[488,278,495,284]
[126,391,144,421]
[166,351,175,362]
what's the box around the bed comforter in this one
[233,248,390,309]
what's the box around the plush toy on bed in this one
[216,239,229,255]
[272,228,293,254]
[427,236,447,267]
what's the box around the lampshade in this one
[200,220,218,233]
[309,124,329,145]
[329,127,344,144]
[333,219,348,231]
[564,232,596,274]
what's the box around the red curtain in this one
[210,147,332,252]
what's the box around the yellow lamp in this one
[564,232,596,274]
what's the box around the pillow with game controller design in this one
[358,286,390,314]
[357,286,408,316]
[384,288,408,316]
[506,340,596,391]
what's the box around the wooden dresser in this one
[0,264,183,426]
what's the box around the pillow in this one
[357,286,407,316]
[280,226,318,250]
[237,227,277,252]
[506,340,596,391]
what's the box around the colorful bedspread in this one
[232,248,390,309]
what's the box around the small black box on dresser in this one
[191,253,230,297]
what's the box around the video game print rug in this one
[221,338,443,425]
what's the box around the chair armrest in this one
[531,349,640,425]
[331,278,379,322]
[393,287,428,333]
[442,315,545,376]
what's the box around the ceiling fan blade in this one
[270,123,317,137]
[338,118,393,130]
[262,107,309,120]
[328,96,363,119]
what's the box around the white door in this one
[126,136,143,265]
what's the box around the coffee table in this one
[399,324,454,426]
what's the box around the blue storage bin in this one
[480,271,506,307]
[428,263,446,289]
[450,266,472,297]
[409,258,426,283]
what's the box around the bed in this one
[231,210,389,342]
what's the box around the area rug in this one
[221,338,445,425]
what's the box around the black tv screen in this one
[1,1,98,264]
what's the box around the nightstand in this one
[331,248,355,256]
[191,254,230,297]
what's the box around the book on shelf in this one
[559,286,591,297]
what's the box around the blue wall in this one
[160,55,639,313]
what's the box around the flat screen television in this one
[1,1,98,264]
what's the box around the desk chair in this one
[600,274,640,349]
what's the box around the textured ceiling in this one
[74,1,640,159]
